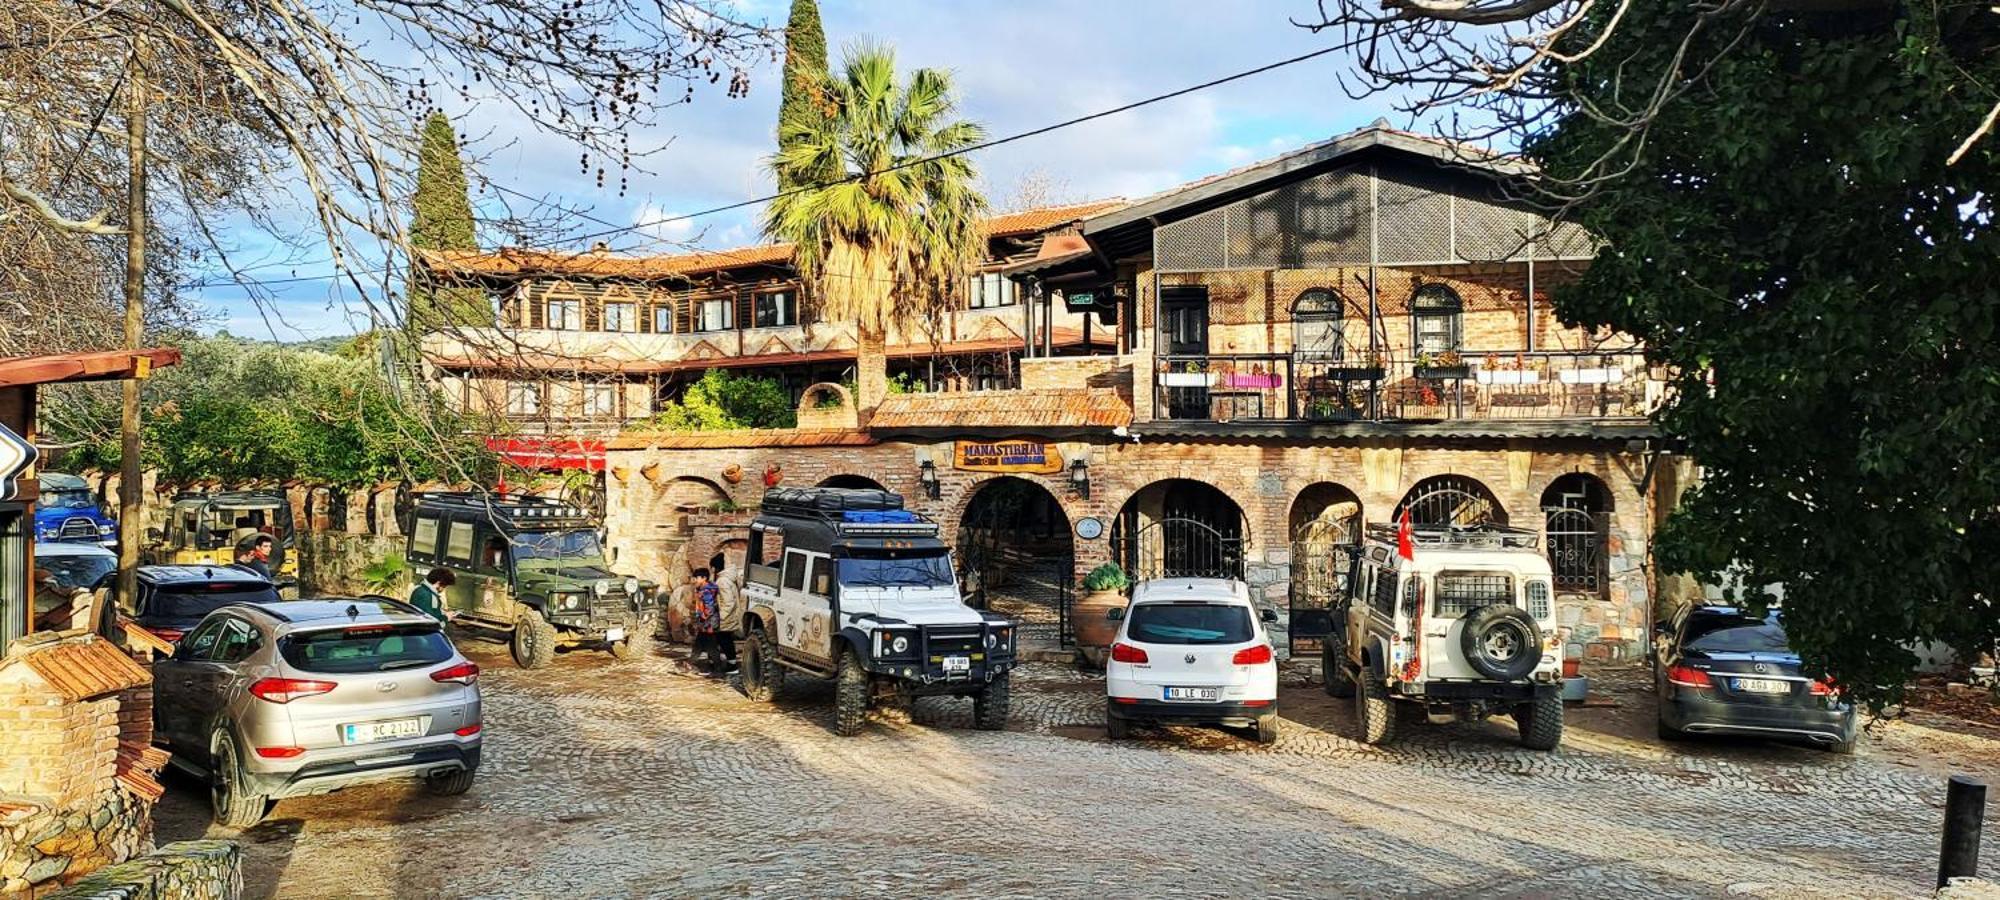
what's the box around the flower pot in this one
[1072,588,1129,652]
[1415,365,1471,379]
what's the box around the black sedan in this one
[1654,605,1858,753]
[132,565,280,643]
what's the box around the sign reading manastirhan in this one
[0,422,39,502]
[953,441,1062,474]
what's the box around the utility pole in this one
[116,46,147,605]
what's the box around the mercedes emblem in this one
[1752,663,1769,674]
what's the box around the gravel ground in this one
[155,637,2000,899]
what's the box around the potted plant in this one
[1414,350,1470,379]
[1074,563,1132,663]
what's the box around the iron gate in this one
[1544,506,1607,594]
[1119,517,1244,581]
[1397,475,1503,526]
[1056,559,1075,647]
[1287,518,1356,654]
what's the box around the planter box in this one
[1159,372,1210,388]
[1475,369,1542,385]
[1414,365,1471,379]
[1220,372,1282,389]
[1324,365,1385,380]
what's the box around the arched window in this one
[1411,284,1463,355]
[1292,288,1343,360]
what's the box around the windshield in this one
[151,584,280,620]
[836,550,954,588]
[1685,613,1791,654]
[280,623,453,673]
[42,488,96,510]
[40,554,116,590]
[1128,602,1253,645]
[511,530,607,564]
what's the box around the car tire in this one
[974,672,1011,731]
[425,768,476,796]
[834,647,869,736]
[610,629,649,661]
[1656,716,1688,742]
[209,730,269,829]
[1254,713,1280,745]
[1323,634,1355,699]
[511,610,557,670]
[1460,604,1543,682]
[1518,691,1565,751]
[1826,735,1858,755]
[1105,706,1131,741]
[1354,659,1397,746]
[742,630,782,703]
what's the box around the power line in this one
[181,41,1352,291]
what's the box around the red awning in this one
[487,437,606,472]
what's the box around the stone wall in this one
[45,841,240,900]
[297,531,410,598]
[0,790,152,894]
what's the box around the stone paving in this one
[154,639,2000,899]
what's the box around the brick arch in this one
[942,472,1078,535]
[661,475,729,510]
[816,473,886,491]
[1394,473,1509,526]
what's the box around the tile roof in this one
[868,389,1132,431]
[424,200,1126,281]
[6,633,150,702]
[428,328,1105,376]
[606,428,876,451]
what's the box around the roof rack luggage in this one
[758,487,938,538]
[1364,521,1542,551]
[410,491,595,526]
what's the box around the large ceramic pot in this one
[1073,588,1130,663]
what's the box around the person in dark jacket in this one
[409,567,456,622]
[232,534,275,580]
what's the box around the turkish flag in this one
[1398,507,1415,561]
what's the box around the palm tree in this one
[764,43,988,415]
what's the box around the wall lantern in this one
[918,459,941,499]
[1068,457,1090,500]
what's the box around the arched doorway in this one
[1111,479,1245,580]
[1395,474,1507,526]
[817,474,886,491]
[1542,473,1612,596]
[1288,483,1362,651]
[958,477,1073,642]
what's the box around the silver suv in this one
[153,597,483,827]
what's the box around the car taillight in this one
[454,723,483,737]
[1810,679,1836,696]
[430,662,480,685]
[152,628,185,643]
[1232,645,1274,666]
[1110,642,1149,664]
[1665,665,1712,688]
[248,678,337,704]
[255,746,305,759]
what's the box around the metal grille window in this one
[1434,571,1514,617]
[1526,580,1552,620]
[753,290,796,327]
[1411,284,1463,354]
[1292,288,1343,360]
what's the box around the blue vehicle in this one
[35,473,117,547]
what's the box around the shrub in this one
[1081,563,1129,592]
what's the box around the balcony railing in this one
[1153,350,1656,424]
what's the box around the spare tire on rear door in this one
[1459,604,1542,681]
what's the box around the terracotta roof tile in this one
[606,429,877,451]
[868,390,1131,431]
[115,767,164,803]
[6,633,151,702]
[982,200,1127,237]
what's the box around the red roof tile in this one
[868,390,1131,430]
[6,633,150,702]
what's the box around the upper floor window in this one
[694,295,733,332]
[753,290,796,328]
[651,303,675,334]
[546,299,582,331]
[506,382,542,416]
[1292,288,1343,360]
[582,382,619,418]
[1411,284,1463,355]
[968,272,1016,309]
[603,301,637,333]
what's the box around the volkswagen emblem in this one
[1752,663,1769,674]
[1184,654,1197,665]
[376,680,399,693]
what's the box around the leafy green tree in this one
[775,0,831,193]
[645,370,796,431]
[1529,4,2000,704]
[405,113,488,333]
[764,44,987,414]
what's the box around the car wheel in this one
[1105,706,1131,741]
[1656,715,1688,742]
[610,629,649,661]
[209,730,269,829]
[511,610,557,670]
[1518,691,1565,751]
[425,768,477,796]
[742,629,782,702]
[1460,604,1543,682]
[834,647,869,736]
[1322,634,1355,699]
[1254,713,1280,745]
[974,672,1011,731]
[1826,735,1858,755]
[1354,659,1397,746]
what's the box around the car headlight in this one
[593,579,610,597]
[97,524,115,535]
[984,633,997,649]
[624,577,640,596]
[559,593,584,611]
[891,635,909,654]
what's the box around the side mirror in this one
[1105,607,1125,622]
[1260,608,1280,624]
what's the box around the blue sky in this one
[196,1,1405,340]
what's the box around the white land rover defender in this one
[736,487,1017,735]
[1323,522,1566,750]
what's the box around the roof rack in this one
[1364,521,1542,551]
[758,487,940,538]
[410,491,595,526]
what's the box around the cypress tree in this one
[406,112,486,332]
[775,0,829,192]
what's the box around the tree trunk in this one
[855,324,888,418]
[117,50,147,608]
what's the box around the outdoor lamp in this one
[1069,457,1090,500]
[918,459,940,499]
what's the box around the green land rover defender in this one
[406,492,658,668]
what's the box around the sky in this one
[194,1,1407,340]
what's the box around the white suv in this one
[1105,578,1280,744]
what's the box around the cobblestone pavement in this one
[156,638,2000,899]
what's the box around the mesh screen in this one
[1156,208,1226,272]
[1375,178,1452,264]
[1435,572,1514,617]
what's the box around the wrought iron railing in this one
[1153,349,1656,423]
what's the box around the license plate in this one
[342,718,424,745]
[1164,686,1220,702]
[605,627,625,643]
[943,655,970,674]
[1733,678,1790,694]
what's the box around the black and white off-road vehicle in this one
[735,488,1016,735]
[1323,522,1566,750]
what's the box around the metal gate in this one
[1119,517,1243,581]
[1396,475,1503,526]
[1287,518,1356,654]
[1544,506,1607,594]
[1056,558,1075,647]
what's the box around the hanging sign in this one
[953,441,1062,474]
[0,422,39,502]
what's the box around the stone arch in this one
[956,475,1074,621]
[1541,472,1614,596]
[1289,482,1363,543]
[662,475,730,512]
[1110,478,1247,580]
[816,474,886,491]
[796,382,858,430]
[1394,474,1507,526]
